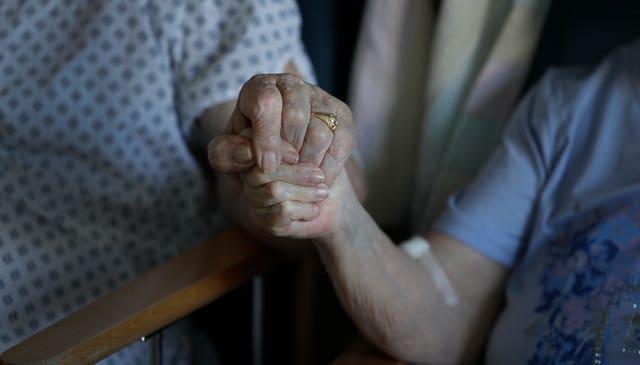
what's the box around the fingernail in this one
[232,145,253,164]
[284,150,299,164]
[307,170,325,184]
[316,187,329,199]
[262,151,277,173]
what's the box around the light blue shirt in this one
[436,39,640,364]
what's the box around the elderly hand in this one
[241,162,357,239]
[208,73,355,187]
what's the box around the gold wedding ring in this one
[310,111,339,132]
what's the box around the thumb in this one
[208,133,299,173]
[208,134,255,173]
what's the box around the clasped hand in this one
[208,73,357,239]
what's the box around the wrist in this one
[314,188,364,249]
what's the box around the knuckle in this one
[279,73,303,87]
[240,82,282,131]
[279,201,294,217]
[247,73,271,86]
[264,183,283,201]
[254,174,268,187]
[283,107,306,125]
[241,74,270,98]
[262,183,275,199]
[254,92,279,114]
[307,126,332,147]
[330,141,351,161]
[244,167,265,187]
[268,225,286,237]
[287,73,303,83]
[261,206,287,235]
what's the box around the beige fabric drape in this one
[349,0,551,231]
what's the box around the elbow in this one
[357,313,430,363]
[375,333,434,365]
[367,327,470,365]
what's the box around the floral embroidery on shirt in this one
[527,201,640,365]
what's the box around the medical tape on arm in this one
[400,235,459,306]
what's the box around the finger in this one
[208,134,255,173]
[239,127,299,164]
[250,201,320,236]
[243,162,325,188]
[309,88,355,185]
[281,140,300,165]
[237,74,283,173]
[319,121,355,186]
[276,73,310,151]
[245,181,329,208]
[298,117,333,166]
[229,103,249,134]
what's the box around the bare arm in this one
[236,165,508,364]
[311,176,508,364]
[205,68,505,361]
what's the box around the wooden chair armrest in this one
[0,227,281,365]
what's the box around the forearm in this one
[314,206,449,363]
[313,200,506,364]
[195,100,237,149]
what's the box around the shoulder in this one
[536,39,639,119]
[529,37,639,111]
[508,39,639,160]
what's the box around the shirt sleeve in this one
[155,0,316,135]
[433,71,568,267]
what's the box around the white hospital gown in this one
[0,0,313,363]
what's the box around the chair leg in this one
[141,331,163,365]
[293,257,321,365]
[252,276,264,365]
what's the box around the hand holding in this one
[208,73,355,187]
[241,163,356,239]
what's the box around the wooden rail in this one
[0,227,281,365]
